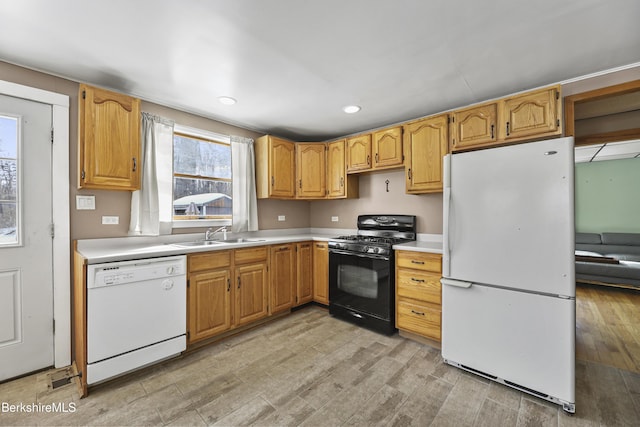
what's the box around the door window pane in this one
[0,115,19,245]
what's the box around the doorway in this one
[0,80,70,378]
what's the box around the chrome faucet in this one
[205,226,228,241]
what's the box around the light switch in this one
[278,215,286,221]
[76,195,96,210]
[331,216,339,222]
[102,216,119,225]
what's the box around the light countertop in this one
[76,228,443,264]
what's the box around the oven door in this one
[329,248,392,319]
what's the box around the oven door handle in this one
[329,248,390,261]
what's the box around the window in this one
[0,114,19,245]
[172,127,232,223]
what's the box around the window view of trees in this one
[173,133,232,219]
[0,115,18,243]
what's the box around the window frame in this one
[171,124,232,229]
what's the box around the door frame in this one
[0,79,70,368]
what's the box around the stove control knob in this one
[363,246,370,253]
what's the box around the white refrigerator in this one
[441,137,576,414]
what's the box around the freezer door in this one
[442,282,575,405]
[445,137,575,297]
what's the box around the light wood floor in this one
[2,304,640,426]
[576,283,640,373]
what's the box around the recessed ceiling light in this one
[218,96,237,105]
[343,105,361,114]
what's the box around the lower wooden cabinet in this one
[395,250,442,341]
[313,242,329,305]
[295,242,314,306]
[270,243,295,314]
[187,247,268,344]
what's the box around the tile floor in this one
[1,306,639,426]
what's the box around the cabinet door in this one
[502,86,561,141]
[312,242,329,305]
[188,269,231,343]
[327,139,346,198]
[373,126,403,168]
[296,143,326,199]
[270,137,295,198]
[346,134,372,172]
[403,115,449,194]
[295,242,313,306]
[235,262,269,326]
[79,84,141,190]
[270,244,295,313]
[451,103,498,151]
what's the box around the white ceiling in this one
[1,0,640,141]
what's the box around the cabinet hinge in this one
[556,90,560,100]
[50,128,54,143]
[187,279,190,288]
[82,90,86,99]
[53,319,55,334]
[81,170,85,180]
[186,331,190,339]
[557,119,560,127]
[49,223,55,238]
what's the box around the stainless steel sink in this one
[218,238,266,243]
[171,238,266,248]
[170,240,225,248]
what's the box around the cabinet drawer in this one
[396,251,442,273]
[396,269,441,305]
[234,246,268,264]
[397,298,441,341]
[189,250,231,273]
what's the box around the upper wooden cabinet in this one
[346,134,372,172]
[346,128,404,173]
[450,85,562,152]
[326,139,358,199]
[501,86,561,141]
[296,143,326,199]
[78,84,141,190]
[450,102,498,151]
[404,114,449,194]
[372,126,404,169]
[255,135,296,199]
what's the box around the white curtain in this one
[231,136,259,232]
[129,112,174,236]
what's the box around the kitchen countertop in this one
[76,228,444,264]
[76,228,348,264]
[393,239,443,254]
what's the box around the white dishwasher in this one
[86,255,186,385]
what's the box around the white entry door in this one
[0,94,54,381]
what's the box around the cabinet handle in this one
[227,278,231,292]
[340,177,344,187]
[410,260,424,265]
[278,247,288,252]
[316,244,324,248]
[367,155,370,165]
[411,277,425,283]
[407,168,412,180]
[132,157,137,172]
[375,153,379,163]
[411,310,426,316]
[237,277,241,289]
[506,122,510,136]
[490,124,495,139]
[271,176,274,187]
[299,179,302,189]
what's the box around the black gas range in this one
[328,215,416,334]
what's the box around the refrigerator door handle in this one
[442,154,452,277]
[441,278,472,288]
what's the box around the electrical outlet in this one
[102,216,119,225]
[331,216,339,222]
[76,195,96,210]
[278,215,286,222]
